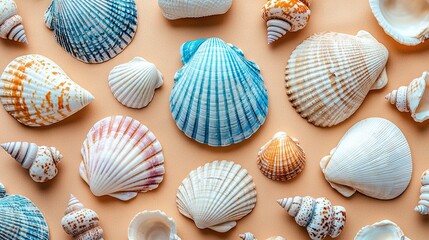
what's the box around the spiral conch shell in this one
[0,0,28,44]
[1,142,62,183]
[278,196,346,240]
[385,71,429,122]
[415,169,429,215]
[240,232,286,240]
[262,0,311,44]
[61,195,103,240]
[257,132,305,181]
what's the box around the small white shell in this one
[415,169,429,215]
[108,57,163,109]
[128,210,180,240]
[0,0,28,43]
[158,0,232,20]
[354,220,409,240]
[240,232,286,240]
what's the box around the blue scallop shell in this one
[170,38,269,147]
[0,183,49,240]
[44,0,138,63]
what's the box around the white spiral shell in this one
[0,0,28,43]
[415,169,429,215]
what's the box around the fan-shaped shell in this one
[257,132,305,181]
[286,31,388,127]
[369,0,429,46]
[354,220,409,240]
[0,183,49,240]
[158,0,232,20]
[128,210,181,240]
[170,38,269,146]
[0,0,28,44]
[80,116,165,201]
[0,54,94,127]
[44,0,138,63]
[176,160,257,232]
[415,169,429,215]
[320,118,412,200]
[108,57,163,109]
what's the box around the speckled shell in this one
[239,232,286,240]
[44,0,138,63]
[61,195,103,240]
[0,183,49,240]
[415,169,429,215]
[158,0,232,20]
[80,116,165,201]
[128,210,181,240]
[354,220,410,240]
[278,196,346,240]
[0,0,28,43]
[385,71,429,122]
[1,142,62,182]
[320,118,412,200]
[170,38,268,146]
[262,0,311,44]
[0,54,94,127]
[286,31,388,127]
[176,160,257,232]
[108,57,163,109]
[257,132,305,181]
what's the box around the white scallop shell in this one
[320,118,412,200]
[354,220,409,240]
[158,0,232,20]
[80,116,165,201]
[128,210,180,240]
[108,57,163,109]
[286,31,388,127]
[0,0,28,43]
[369,0,429,46]
[176,160,257,233]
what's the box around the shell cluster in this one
[0,0,28,43]
[354,220,409,240]
[128,210,181,240]
[158,0,232,20]
[415,169,429,215]
[1,142,62,183]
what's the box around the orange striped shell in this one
[257,132,305,181]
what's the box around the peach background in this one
[1,0,429,239]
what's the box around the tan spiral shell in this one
[0,0,28,43]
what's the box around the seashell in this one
[176,160,257,232]
[44,0,138,63]
[128,210,181,240]
[170,38,269,146]
[277,196,346,240]
[1,142,62,183]
[0,0,28,44]
[261,0,311,44]
[108,57,163,109]
[0,54,94,127]
[80,116,165,201]
[369,0,429,46]
[320,118,412,200]
[158,0,232,20]
[415,169,429,215]
[0,182,49,240]
[239,232,286,240]
[257,132,305,181]
[61,194,103,240]
[354,220,409,240]
[385,71,429,122]
[286,31,388,127]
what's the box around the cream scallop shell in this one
[176,160,257,233]
[108,57,163,109]
[158,0,232,20]
[286,31,388,127]
[320,118,412,200]
[80,116,165,201]
[128,210,180,240]
[369,0,429,46]
[354,220,409,240]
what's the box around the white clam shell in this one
[369,0,429,46]
[108,57,163,109]
[128,210,180,240]
[286,31,388,127]
[354,220,409,240]
[158,0,232,20]
[0,0,28,43]
[415,169,429,215]
[320,118,412,200]
[176,160,257,233]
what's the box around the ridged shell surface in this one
[354,220,410,240]
[257,132,305,181]
[286,31,388,127]
[80,116,165,201]
[170,38,269,146]
[176,160,257,233]
[44,0,138,63]
[415,169,429,215]
[0,0,28,43]
[128,210,180,240]
[158,0,232,20]
[0,54,94,127]
[320,118,412,200]
[0,183,49,240]
[108,57,163,109]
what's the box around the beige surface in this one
[1,0,429,239]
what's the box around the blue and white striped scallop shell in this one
[44,0,138,63]
[170,38,269,147]
[0,183,49,240]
